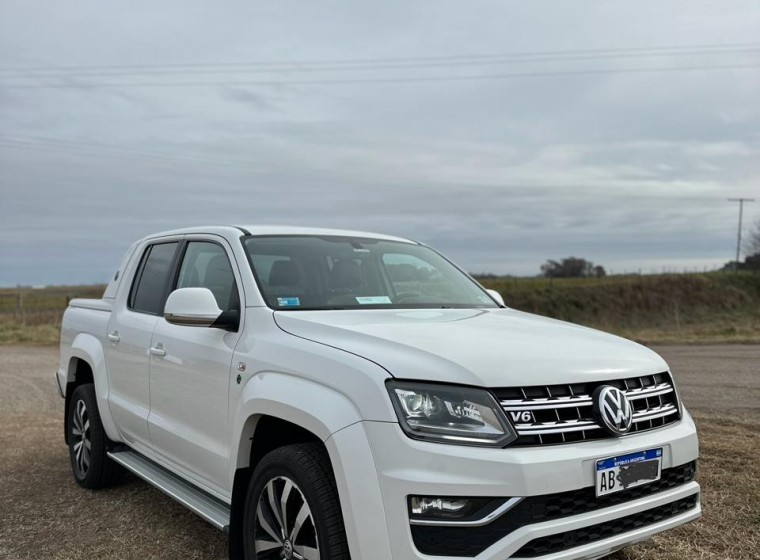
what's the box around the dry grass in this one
[615,314,760,345]
[611,410,760,560]
[0,285,104,346]
[481,272,760,345]
[0,320,62,346]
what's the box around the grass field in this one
[478,272,760,345]
[0,285,104,345]
[1,272,759,345]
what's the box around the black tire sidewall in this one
[242,445,347,560]
[67,383,112,488]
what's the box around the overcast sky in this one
[1,0,759,286]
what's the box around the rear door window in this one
[129,242,179,314]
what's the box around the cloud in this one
[1,0,759,285]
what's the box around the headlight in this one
[386,381,517,447]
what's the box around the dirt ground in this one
[0,345,758,559]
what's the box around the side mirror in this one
[486,289,505,307]
[164,288,223,327]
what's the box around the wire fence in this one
[0,286,106,326]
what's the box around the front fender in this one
[228,372,393,559]
[61,333,120,442]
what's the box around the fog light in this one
[408,496,518,527]
[410,496,469,516]
[408,495,503,522]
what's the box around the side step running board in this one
[108,448,231,532]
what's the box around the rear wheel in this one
[243,443,350,560]
[67,383,122,489]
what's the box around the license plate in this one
[595,448,662,497]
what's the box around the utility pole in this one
[727,198,755,271]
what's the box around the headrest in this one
[269,260,301,287]
[330,259,362,290]
[204,254,232,285]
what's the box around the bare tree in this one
[740,218,760,270]
[746,218,760,257]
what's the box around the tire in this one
[67,383,123,489]
[243,443,350,560]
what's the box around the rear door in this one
[147,237,243,492]
[106,240,180,450]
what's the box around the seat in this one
[268,260,304,298]
[329,260,363,292]
[326,260,366,306]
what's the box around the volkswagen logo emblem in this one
[592,386,633,436]
[282,540,294,559]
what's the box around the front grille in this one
[494,372,680,446]
[410,461,696,557]
[512,493,699,558]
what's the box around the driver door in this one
[147,238,243,493]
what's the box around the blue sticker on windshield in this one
[277,297,301,307]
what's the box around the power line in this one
[2,45,758,79]
[0,136,336,177]
[727,198,756,269]
[1,62,756,90]
[2,41,758,74]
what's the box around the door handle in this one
[107,331,120,343]
[150,344,166,357]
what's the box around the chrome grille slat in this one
[625,383,674,400]
[632,403,679,422]
[518,420,599,434]
[500,397,593,410]
[494,372,681,446]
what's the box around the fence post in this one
[674,300,681,333]
[18,292,26,327]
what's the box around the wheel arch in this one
[229,372,361,477]
[62,333,119,443]
[63,357,94,444]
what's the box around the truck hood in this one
[272,308,669,387]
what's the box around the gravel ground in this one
[0,345,758,559]
[653,345,760,414]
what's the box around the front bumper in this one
[328,409,700,560]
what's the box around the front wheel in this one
[243,443,350,560]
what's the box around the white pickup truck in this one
[57,226,700,560]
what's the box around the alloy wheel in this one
[253,476,320,560]
[71,399,91,476]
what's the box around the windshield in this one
[243,235,498,310]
